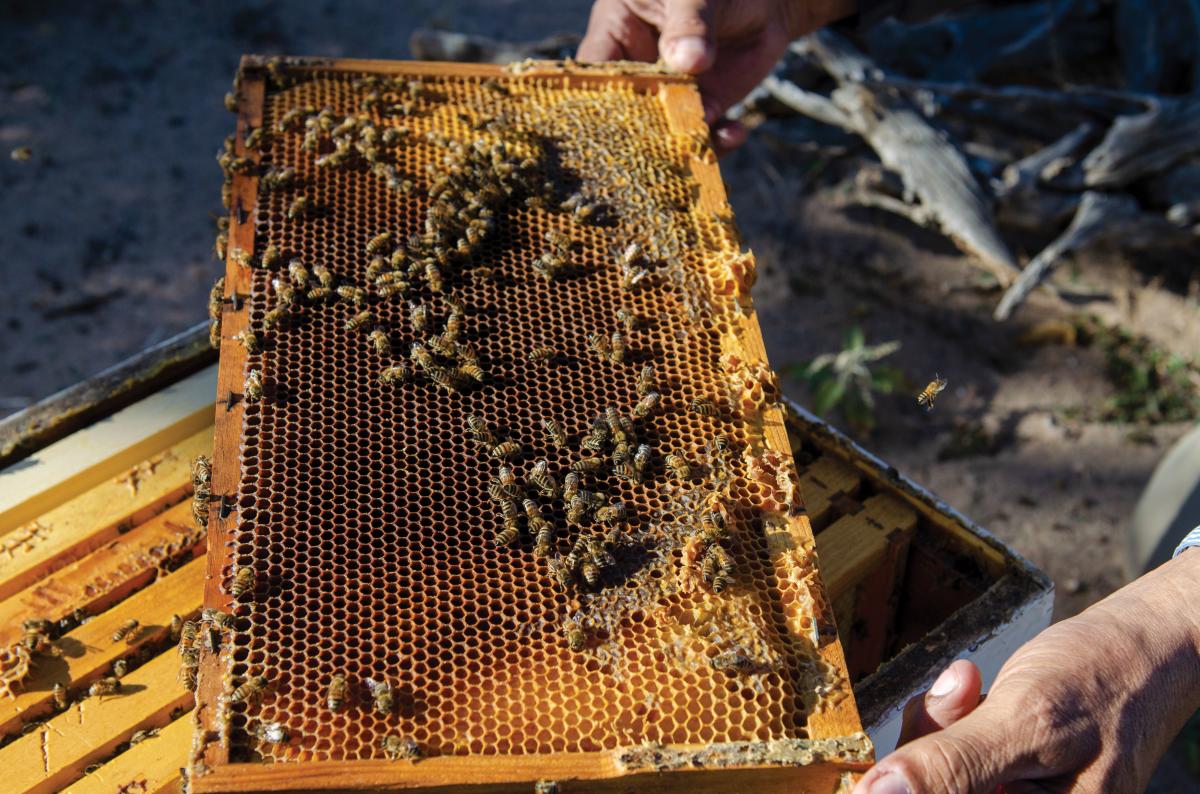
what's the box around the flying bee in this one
[490,440,522,460]
[367,679,394,716]
[571,457,603,475]
[230,674,269,703]
[703,545,733,593]
[112,619,140,644]
[327,673,347,711]
[636,364,656,396]
[368,329,392,355]
[917,374,948,411]
[287,195,309,220]
[379,364,412,384]
[89,677,121,699]
[381,734,421,761]
[633,391,661,418]
[366,232,393,255]
[564,620,585,651]
[346,310,374,331]
[313,264,334,288]
[528,461,558,498]
[337,286,367,306]
[542,419,567,448]
[666,454,691,481]
[587,332,611,359]
[230,566,255,598]
[234,330,260,355]
[424,262,444,293]
[261,245,281,269]
[689,397,719,417]
[595,502,627,524]
[52,683,68,710]
[244,369,263,403]
[609,332,627,363]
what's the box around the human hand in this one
[577,0,854,152]
[855,551,1200,794]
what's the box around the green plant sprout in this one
[788,326,905,435]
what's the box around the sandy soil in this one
[1,1,1196,786]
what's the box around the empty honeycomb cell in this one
[198,61,856,782]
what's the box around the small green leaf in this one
[812,378,846,416]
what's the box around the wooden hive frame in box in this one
[193,56,869,792]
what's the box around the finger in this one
[852,704,1019,794]
[897,660,984,746]
[658,0,715,73]
[578,0,660,63]
[710,119,747,156]
[693,27,789,123]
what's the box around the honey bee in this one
[244,127,268,151]
[21,626,53,654]
[709,648,761,675]
[262,166,297,191]
[528,461,558,498]
[633,391,661,418]
[711,434,729,453]
[424,262,444,293]
[230,674,269,704]
[699,509,727,544]
[230,566,255,598]
[527,346,556,365]
[482,78,508,95]
[244,369,263,402]
[689,397,719,417]
[605,406,632,437]
[234,330,261,355]
[179,619,199,650]
[170,613,184,643]
[112,619,140,644]
[368,329,391,355]
[458,361,486,383]
[565,496,589,525]
[587,332,610,359]
[113,658,129,678]
[542,419,567,448]
[498,498,521,524]
[617,308,638,333]
[390,247,410,269]
[263,305,292,328]
[276,107,307,133]
[466,414,496,446]
[562,472,580,501]
[637,364,656,396]
[633,444,652,475]
[408,302,430,333]
[428,365,464,393]
[327,673,347,711]
[621,264,649,291]
[367,679,394,715]
[595,501,627,524]
[208,278,225,321]
[587,536,617,570]
[547,557,575,589]
[346,310,374,331]
[214,232,228,262]
[337,286,367,306]
[273,279,297,306]
[580,559,600,587]
[261,245,281,269]
[380,364,412,384]
[608,332,627,363]
[89,676,122,699]
[179,659,199,691]
[381,734,421,761]
[564,620,585,652]
[410,342,435,370]
[494,516,521,546]
[427,332,456,358]
[366,232,393,255]
[287,195,309,220]
[490,440,522,460]
[666,454,691,481]
[306,287,332,302]
[702,545,733,593]
[365,257,386,282]
[232,248,252,269]
[52,682,68,710]
[571,457,603,475]
[314,264,334,288]
[917,374,948,411]
[223,92,238,112]
[532,519,554,558]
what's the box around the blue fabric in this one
[1174,526,1200,558]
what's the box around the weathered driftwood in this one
[1077,97,1200,188]
[991,124,1094,229]
[768,31,1021,285]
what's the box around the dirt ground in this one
[1,0,1196,787]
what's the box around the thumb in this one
[853,703,1018,794]
[897,659,984,746]
[658,0,715,74]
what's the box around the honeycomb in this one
[198,59,858,777]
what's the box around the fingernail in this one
[929,666,959,698]
[664,36,708,72]
[867,772,912,794]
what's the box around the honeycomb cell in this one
[206,62,839,767]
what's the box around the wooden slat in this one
[0,650,193,794]
[816,494,918,602]
[0,428,210,603]
[0,500,203,648]
[1,557,204,738]
[798,455,863,530]
[65,711,191,794]
[0,367,217,535]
